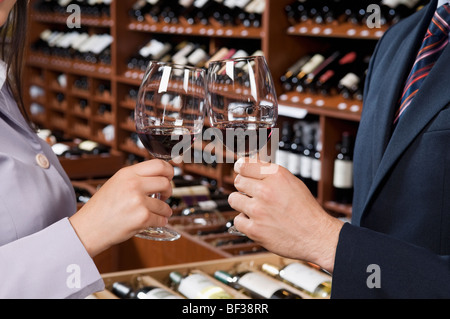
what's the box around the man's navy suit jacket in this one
[331,0,450,298]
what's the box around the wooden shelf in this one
[279,91,362,121]
[129,19,264,39]
[287,20,387,40]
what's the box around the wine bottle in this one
[169,271,233,299]
[337,54,370,100]
[129,0,158,22]
[148,0,173,22]
[240,0,265,28]
[181,198,232,216]
[160,0,194,24]
[195,0,218,25]
[111,281,182,299]
[74,186,92,204]
[78,140,110,155]
[214,270,303,299]
[169,184,211,209]
[314,51,358,96]
[299,50,343,93]
[211,0,232,26]
[134,285,183,299]
[379,0,404,25]
[171,41,198,65]
[290,54,325,92]
[227,0,252,26]
[186,46,210,67]
[333,131,354,204]
[280,55,311,91]
[314,0,345,24]
[299,123,316,194]
[212,236,253,247]
[284,0,310,25]
[389,0,423,24]
[261,262,332,298]
[204,47,231,68]
[337,73,360,99]
[195,219,234,235]
[345,0,373,25]
[275,121,293,169]
[311,130,322,198]
[287,121,304,179]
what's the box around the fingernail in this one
[234,157,245,172]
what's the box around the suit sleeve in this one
[0,218,105,299]
[331,223,450,298]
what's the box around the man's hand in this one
[228,158,344,272]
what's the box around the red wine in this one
[138,127,196,160]
[215,121,273,157]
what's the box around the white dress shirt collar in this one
[438,0,450,8]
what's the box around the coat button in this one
[36,154,50,169]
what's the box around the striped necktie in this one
[394,4,450,124]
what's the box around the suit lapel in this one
[357,1,442,221]
[368,44,450,198]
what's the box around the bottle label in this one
[301,54,325,74]
[280,263,331,294]
[238,272,284,299]
[198,200,218,210]
[275,149,290,169]
[382,0,403,8]
[194,0,209,9]
[311,158,321,182]
[399,0,420,8]
[300,155,312,179]
[339,73,360,89]
[140,288,182,299]
[178,273,232,299]
[287,153,301,175]
[333,159,353,189]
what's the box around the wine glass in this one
[135,61,206,241]
[206,55,278,235]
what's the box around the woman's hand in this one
[69,159,174,258]
[228,158,344,272]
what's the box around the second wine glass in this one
[135,61,206,241]
[206,55,278,235]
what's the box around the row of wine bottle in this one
[129,0,265,28]
[280,50,371,101]
[31,29,113,65]
[34,0,112,17]
[128,38,261,71]
[276,121,354,204]
[276,120,321,197]
[37,128,112,158]
[110,260,331,299]
[285,0,429,26]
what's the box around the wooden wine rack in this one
[24,0,400,272]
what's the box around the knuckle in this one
[129,192,145,207]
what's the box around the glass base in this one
[228,225,247,237]
[135,227,181,241]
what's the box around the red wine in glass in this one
[206,55,278,236]
[215,120,274,157]
[135,61,206,241]
[137,126,197,161]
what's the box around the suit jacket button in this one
[36,154,50,169]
